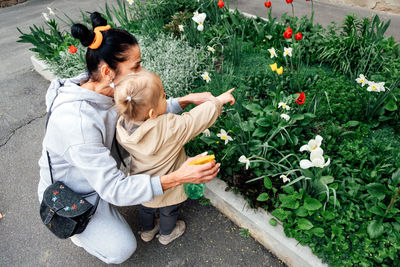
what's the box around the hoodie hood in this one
[46,73,114,112]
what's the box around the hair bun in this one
[71,24,95,47]
[90,12,108,29]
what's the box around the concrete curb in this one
[30,55,56,81]
[204,179,327,267]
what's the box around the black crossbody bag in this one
[39,93,100,239]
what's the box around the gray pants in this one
[139,204,179,235]
[70,199,136,264]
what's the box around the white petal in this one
[197,24,204,31]
[299,145,309,152]
[300,159,313,169]
[238,155,246,163]
[315,135,323,146]
[312,157,325,168]
[310,148,324,159]
[227,136,233,141]
[323,158,331,167]
[220,129,227,135]
[245,160,250,170]
[198,13,206,22]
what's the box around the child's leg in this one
[159,204,180,235]
[139,205,157,231]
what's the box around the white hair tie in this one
[126,96,132,102]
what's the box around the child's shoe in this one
[139,219,160,242]
[158,220,186,245]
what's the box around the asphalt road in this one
[1,0,399,266]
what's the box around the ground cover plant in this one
[18,0,400,266]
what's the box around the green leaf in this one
[291,114,304,121]
[370,205,385,216]
[343,121,359,127]
[366,183,388,200]
[367,220,385,239]
[244,103,263,115]
[279,194,299,209]
[269,218,278,226]
[256,117,271,127]
[304,197,323,211]
[311,227,325,237]
[322,210,335,220]
[253,127,268,137]
[392,169,400,186]
[320,176,334,184]
[295,206,308,217]
[271,208,289,221]
[297,218,313,230]
[264,176,272,189]
[384,97,397,111]
[257,193,269,202]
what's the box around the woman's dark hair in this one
[71,12,138,81]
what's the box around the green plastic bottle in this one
[184,154,215,199]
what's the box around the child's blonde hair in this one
[115,70,163,121]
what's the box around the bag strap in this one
[113,133,127,168]
[45,89,100,210]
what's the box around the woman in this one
[38,12,219,264]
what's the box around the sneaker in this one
[158,220,186,245]
[139,219,160,242]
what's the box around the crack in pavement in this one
[0,113,46,148]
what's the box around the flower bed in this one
[19,1,400,266]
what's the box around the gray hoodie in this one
[38,73,182,206]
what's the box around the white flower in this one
[355,74,368,87]
[367,81,380,92]
[217,129,233,145]
[207,46,215,53]
[47,7,55,15]
[268,47,277,58]
[203,129,211,137]
[178,25,184,32]
[192,12,206,31]
[126,0,134,5]
[201,72,211,83]
[283,47,293,57]
[376,82,386,92]
[239,155,250,170]
[299,148,331,169]
[280,175,290,183]
[300,135,323,153]
[280,114,290,121]
[278,102,291,111]
[42,12,50,22]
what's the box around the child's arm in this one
[164,88,235,146]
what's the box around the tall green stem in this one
[386,186,400,214]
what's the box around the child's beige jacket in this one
[116,97,222,208]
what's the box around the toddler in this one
[115,70,234,245]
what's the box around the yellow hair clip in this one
[89,25,111,50]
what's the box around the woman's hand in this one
[178,92,214,109]
[159,153,220,190]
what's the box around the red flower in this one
[286,0,293,3]
[264,1,271,8]
[306,0,310,1]
[72,204,77,210]
[283,27,293,39]
[68,45,77,54]
[295,92,306,105]
[218,0,224,8]
[295,32,302,40]
[52,191,59,195]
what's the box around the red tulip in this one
[286,0,293,3]
[283,27,293,39]
[68,45,77,54]
[295,32,302,40]
[264,1,271,8]
[218,0,224,8]
[295,92,306,105]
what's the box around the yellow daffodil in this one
[270,63,277,72]
[276,66,283,75]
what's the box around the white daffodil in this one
[42,12,50,22]
[367,81,380,92]
[376,82,386,92]
[355,74,368,87]
[280,114,290,121]
[280,174,290,183]
[300,135,323,153]
[207,46,215,53]
[47,7,55,15]
[178,25,184,32]
[278,102,291,111]
[283,47,293,57]
[217,129,233,145]
[203,129,211,137]
[126,0,134,5]
[238,155,250,170]
[192,12,206,31]
[268,47,277,58]
[201,72,211,83]
[299,148,330,169]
